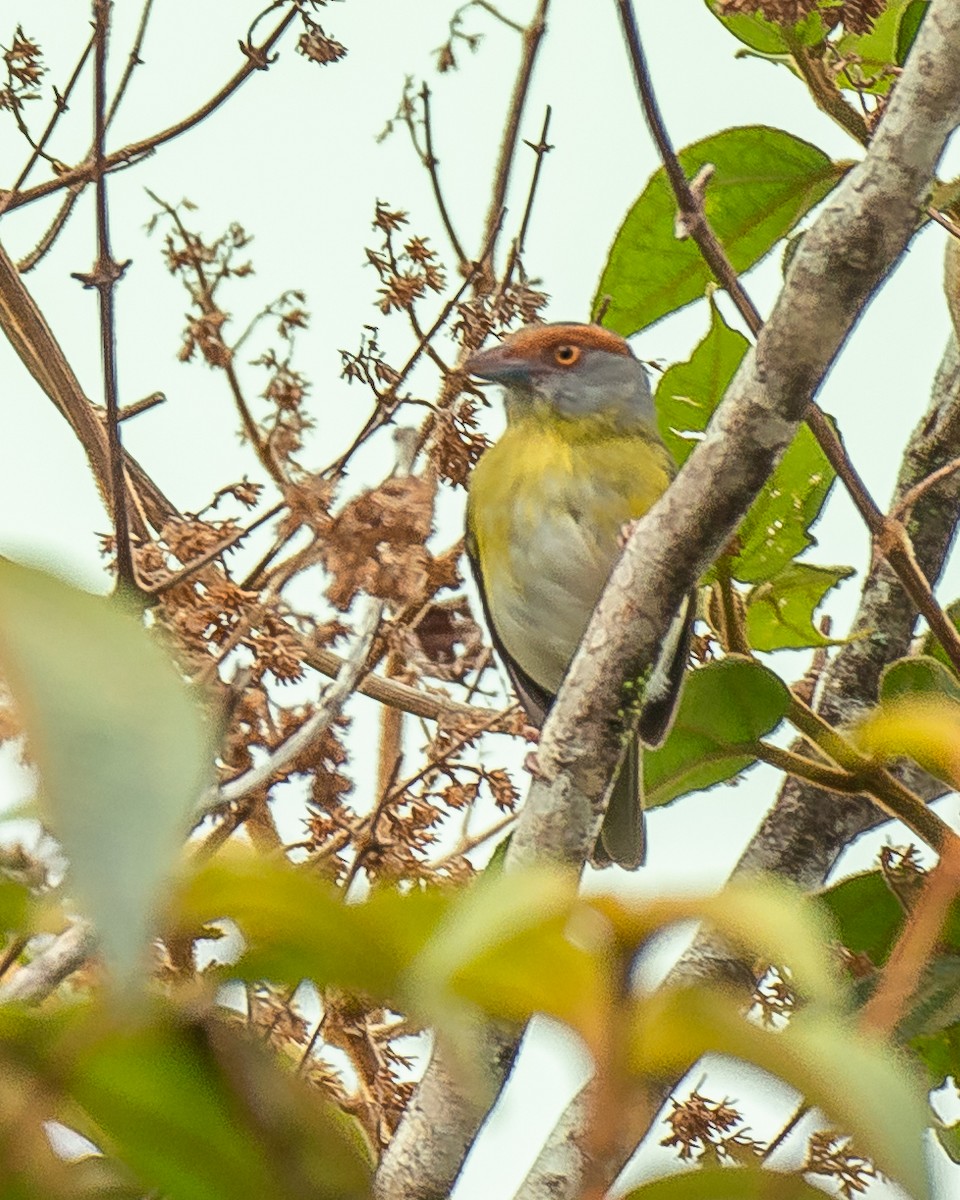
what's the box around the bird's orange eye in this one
[554,344,580,366]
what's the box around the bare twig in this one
[478,0,550,271]
[105,0,155,127]
[891,453,960,520]
[76,0,135,591]
[420,82,468,270]
[500,104,553,289]
[0,4,300,217]
[0,31,94,219]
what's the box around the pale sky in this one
[0,1,956,1196]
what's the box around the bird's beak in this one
[464,342,529,383]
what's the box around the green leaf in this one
[921,600,960,674]
[898,956,960,1042]
[644,657,790,808]
[817,870,904,966]
[728,422,836,583]
[177,853,450,1001]
[59,1009,370,1200]
[595,126,844,335]
[896,0,928,64]
[631,988,931,1200]
[654,305,837,587]
[880,655,960,704]
[655,297,749,468]
[835,0,913,94]
[703,0,828,53]
[911,1021,960,1090]
[745,562,854,651]
[0,562,210,989]
[622,1167,826,1199]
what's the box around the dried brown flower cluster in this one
[0,26,43,112]
[661,1089,765,1165]
[715,0,884,34]
[805,1131,879,1198]
[297,14,348,67]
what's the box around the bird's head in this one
[465,323,654,431]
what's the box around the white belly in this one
[490,484,621,695]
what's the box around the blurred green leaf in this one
[911,1021,960,1090]
[0,562,210,989]
[729,422,836,583]
[595,127,844,335]
[644,657,790,808]
[655,297,749,468]
[896,0,928,64]
[745,562,853,651]
[817,870,903,966]
[853,695,960,787]
[631,988,930,1200]
[880,655,960,703]
[835,0,913,94]
[0,877,29,934]
[623,1167,826,1198]
[63,1010,370,1200]
[935,1118,960,1164]
[177,853,450,1001]
[409,867,608,1046]
[595,877,843,1006]
[898,956,960,1044]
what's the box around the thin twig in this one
[615,0,960,676]
[763,1101,810,1163]
[146,188,287,490]
[105,0,155,128]
[420,82,468,269]
[81,0,135,591]
[0,5,300,217]
[0,31,94,219]
[427,811,517,869]
[500,104,553,289]
[16,191,80,273]
[890,454,960,519]
[118,390,165,422]
[145,501,285,596]
[478,0,550,271]
[928,206,960,241]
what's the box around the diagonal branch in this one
[615,0,960,676]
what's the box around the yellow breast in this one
[466,412,674,694]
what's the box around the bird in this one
[464,322,691,868]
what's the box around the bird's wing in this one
[638,587,695,746]
[464,527,553,728]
